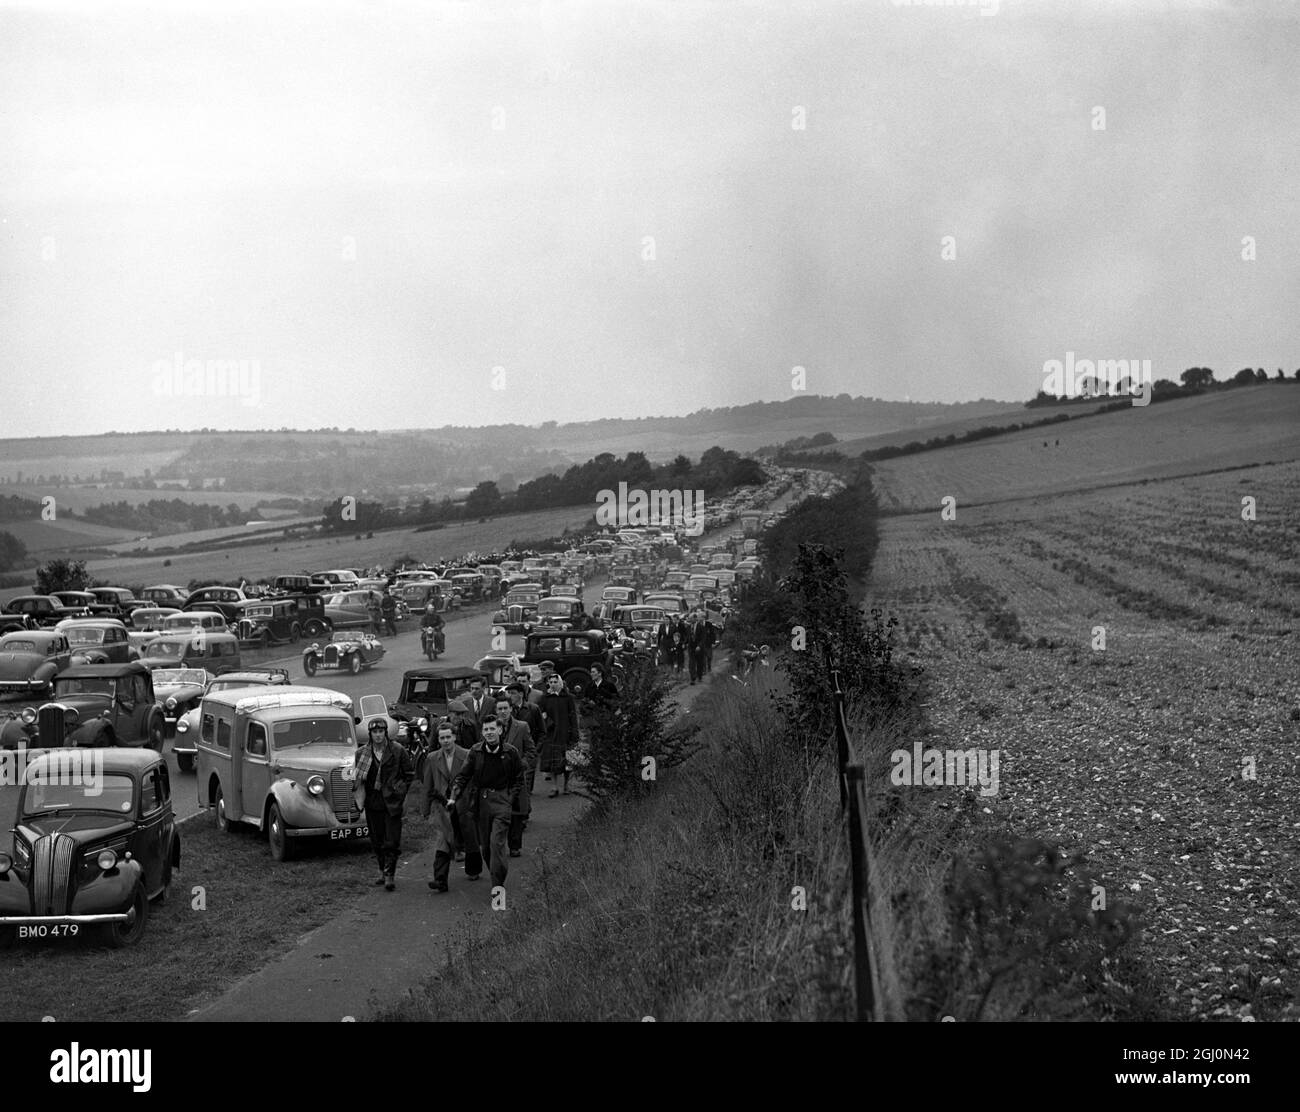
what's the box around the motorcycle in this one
[421,623,446,660]
[397,716,432,778]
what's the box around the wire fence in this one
[830,668,882,1021]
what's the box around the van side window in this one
[201,713,215,743]
[217,718,231,750]
[247,723,268,757]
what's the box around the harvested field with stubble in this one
[870,457,1300,1020]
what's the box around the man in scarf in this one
[355,718,415,891]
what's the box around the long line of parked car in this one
[0,465,830,948]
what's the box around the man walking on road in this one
[492,696,535,857]
[687,611,709,685]
[421,722,470,893]
[355,718,415,891]
[449,717,525,888]
[465,676,495,728]
[507,682,543,794]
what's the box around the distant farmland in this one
[867,387,1300,512]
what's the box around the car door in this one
[137,764,168,895]
[240,721,270,826]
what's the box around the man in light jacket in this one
[421,721,471,893]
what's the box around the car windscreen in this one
[270,717,354,749]
[163,617,206,631]
[23,773,136,817]
[53,677,114,697]
[153,668,208,686]
[208,678,269,692]
[144,641,185,659]
[536,599,572,613]
[65,628,108,644]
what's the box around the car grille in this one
[324,645,338,665]
[39,704,65,747]
[31,833,77,916]
[506,606,522,623]
[329,768,361,822]
[238,619,254,639]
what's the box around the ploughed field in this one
[870,457,1300,1020]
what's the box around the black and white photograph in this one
[0,0,1296,1082]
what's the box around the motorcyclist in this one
[422,600,446,658]
[380,589,398,637]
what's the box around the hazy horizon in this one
[3,0,1297,437]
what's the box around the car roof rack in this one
[211,686,352,714]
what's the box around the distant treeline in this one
[1027,365,1299,408]
[0,494,257,535]
[320,447,766,535]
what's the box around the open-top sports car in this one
[150,667,214,729]
[302,630,385,677]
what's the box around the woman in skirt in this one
[538,672,578,796]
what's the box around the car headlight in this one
[417,717,428,730]
[176,718,189,733]
[0,852,11,875]
[96,849,117,871]
[20,706,36,724]
[165,696,177,710]
[307,775,326,796]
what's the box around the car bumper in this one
[0,912,131,925]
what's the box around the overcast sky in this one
[2,0,1297,436]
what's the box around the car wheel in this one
[290,623,301,644]
[304,619,324,638]
[304,654,318,677]
[267,803,294,861]
[147,715,164,753]
[563,668,589,694]
[105,882,149,948]
[214,785,231,832]
[348,653,362,675]
[177,753,195,773]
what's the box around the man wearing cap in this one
[420,721,471,893]
[448,717,525,887]
[446,698,480,750]
[355,718,415,891]
[528,661,556,707]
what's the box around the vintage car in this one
[281,594,333,638]
[548,582,581,599]
[0,630,74,700]
[126,606,181,654]
[141,631,242,675]
[172,668,293,771]
[600,585,638,607]
[182,586,250,623]
[139,584,190,606]
[235,599,304,648]
[151,666,214,731]
[492,589,541,634]
[52,619,136,664]
[302,630,385,676]
[447,571,484,603]
[196,687,371,861]
[392,666,484,725]
[531,595,586,631]
[323,589,383,630]
[2,595,90,628]
[270,574,312,596]
[609,606,670,664]
[661,570,690,591]
[52,591,118,617]
[308,569,361,593]
[520,630,616,693]
[398,578,459,613]
[162,610,228,635]
[89,587,146,617]
[0,613,33,635]
[0,749,180,948]
[471,652,540,693]
[0,663,165,751]
[643,592,689,618]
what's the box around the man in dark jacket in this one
[507,681,544,797]
[687,611,710,684]
[491,695,535,856]
[380,590,398,637]
[355,718,415,890]
[448,718,525,887]
[420,722,471,893]
[585,662,619,704]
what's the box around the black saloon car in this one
[0,749,179,947]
